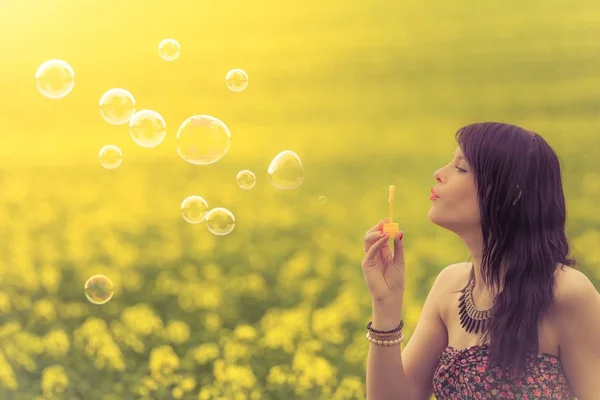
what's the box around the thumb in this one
[392,231,405,266]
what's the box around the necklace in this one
[458,267,493,335]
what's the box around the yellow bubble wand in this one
[383,185,400,238]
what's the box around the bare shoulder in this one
[434,262,471,320]
[440,261,471,288]
[553,264,598,305]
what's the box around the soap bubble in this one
[236,170,256,190]
[226,69,248,92]
[205,208,235,236]
[267,150,304,190]
[99,88,136,125]
[158,39,180,61]
[318,196,327,204]
[35,59,75,99]
[181,195,209,224]
[129,109,166,148]
[176,115,231,165]
[84,275,114,304]
[99,145,123,169]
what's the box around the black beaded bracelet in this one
[367,320,404,334]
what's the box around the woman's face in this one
[428,146,481,235]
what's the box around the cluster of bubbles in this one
[35,38,321,306]
[180,196,235,236]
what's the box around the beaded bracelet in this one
[366,331,404,346]
[367,320,404,334]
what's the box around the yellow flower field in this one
[1,0,600,399]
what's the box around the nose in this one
[433,169,443,183]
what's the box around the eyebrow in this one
[453,153,465,161]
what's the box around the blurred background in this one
[0,0,599,398]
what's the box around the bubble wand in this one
[383,185,400,238]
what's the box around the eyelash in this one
[455,166,467,174]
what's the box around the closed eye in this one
[455,166,467,173]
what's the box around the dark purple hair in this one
[452,122,578,377]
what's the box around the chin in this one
[428,208,452,230]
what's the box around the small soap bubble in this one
[99,145,123,169]
[236,170,256,190]
[176,115,232,165]
[181,195,209,224]
[158,39,180,61]
[99,88,136,125]
[205,208,235,236]
[84,275,114,304]
[129,109,166,148]
[267,150,304,190]
[226,69,248,92]
[35,59,75,99]
[318,196,327,204]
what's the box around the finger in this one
[365,234,389,260]
[392,231,405,266]
[366,218,390,235]
[364,231,386,250]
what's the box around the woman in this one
[362,122,600,399]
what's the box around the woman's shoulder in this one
[552,264,594,305]
[441,261,471,286]
[444,261,579,283]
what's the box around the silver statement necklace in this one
[458,267,493,335]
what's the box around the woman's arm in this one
[553,268,600,400]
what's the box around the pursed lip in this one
[430,188,440,198]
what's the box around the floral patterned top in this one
[432,344,576,399]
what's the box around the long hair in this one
[451,122,577,377]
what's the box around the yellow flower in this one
[266,365,288,386]
[198,385,221,400]
[179,376,197,392]
[292,351,337,389]
[203,313,222,333]
[41,365,69,396]
[312,308,345,344]
[0,292,11,314]
[43,329,70,358]
[142,376,158,391]
[193,343,220,365]
[0,351,17,390]
[223,340,251,363]
[172,387,184,399]
[260,308,311,353]
[241,273,267,296]
[165,320,191,344]
[233,392,248,400]
[121,304,164,336]
[233,324,258,341]
[32,299,56,323]
[249,390,262,400]
[332,376,365,399]
[40,263,61,293]
[177,283,222,312]
[149,345,180,378]
[213,359,256,389]
[73,318,125,372]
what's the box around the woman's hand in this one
[361,218,406,302]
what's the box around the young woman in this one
[362,122,600,399]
